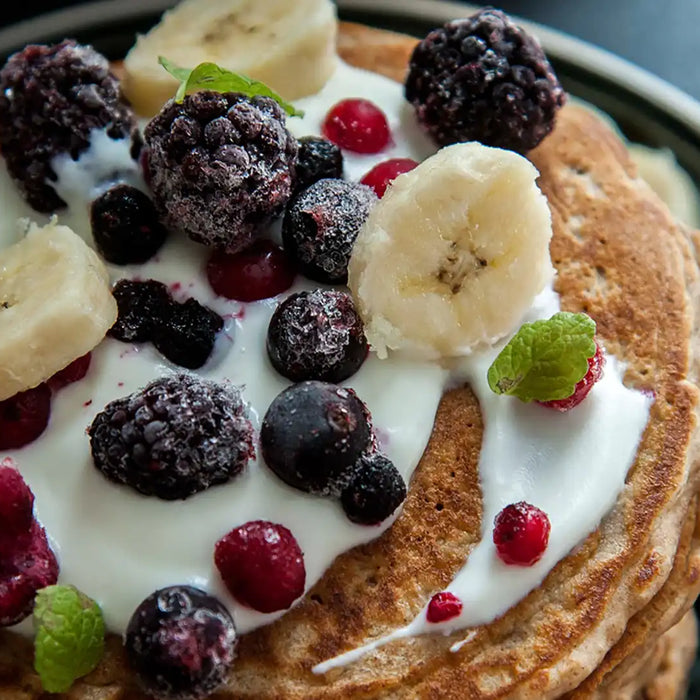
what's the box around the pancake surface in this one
[1,21,700,700]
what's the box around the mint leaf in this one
[487,312,596,402]
[158,56,304,117]
[33,585,105,693]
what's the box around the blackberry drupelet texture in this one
[89,375,254,500]
[267,290,368,383]
[294,136,343,193]
[0,40,135,212]
[144,91,298,252]
[341,452,407,525]
[405,9,565,153]
[125,586,237,700]
[282,178,377,284]
[108,279,172,343]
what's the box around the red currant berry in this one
[206,240,296,302]
[0,384,51,450]
[538,342,605,412]
[214,521,305,613]
[322,99,391,154]
[426,591,463,623]
[493,501,550,566]
[47,352,92,391]
[361,158,419,197]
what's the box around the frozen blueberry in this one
[260,381,372,496]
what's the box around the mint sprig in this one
[159,56,304,117]
[487,312,596,402]
[33,585,105,693]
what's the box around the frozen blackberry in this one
[144,91,298,253]
[91,184,167,265]
[108,279,171,343]
[295,136,343,193]
[341,453,407,525]
[0,40,135,212]
[405,9,565,153]
[152,298,223,370]
[89,375,254,500]
[282,179,377,284]
[260,381,372,496]
[267,290,368,383]
[125,585,237,700]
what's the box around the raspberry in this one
[47,352,92,391]
[0,384,51,450]
[361,158,419,197]
[89,375,254,500]
[340,453,406,525]
[0,459,34,539]
[214,521,305,613]
[426,592,463,624]
[0,40,135,212]
[90,184,167,265]
[260,381,372,496]
[108,279,172,343]
[282,179,377,284]
[405,9,565,153]
[493,501,551,566]
[295,136,343,193]
[144,91,298,253]
[0,520,59,626]
[206,239,296,302]
[539,342,605,412]
[125,585,237,700]
[266,290,368,383]
[322,99,391,154]
[151,298,223,370]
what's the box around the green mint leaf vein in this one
[158,56,304,117]
[33,585,105,693]
[487,312,597,403]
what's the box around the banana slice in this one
[123,0,338,117]
[348,143,554,360]
[0,220,117,400]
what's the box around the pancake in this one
[1,20,700,700]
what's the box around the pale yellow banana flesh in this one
[348,143,555,360]
[0,221,117,400]
[123,0,338,117]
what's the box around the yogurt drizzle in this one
[0,62,650,668]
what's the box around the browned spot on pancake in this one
[636,552,661,589]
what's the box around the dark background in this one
[2,0,700,100]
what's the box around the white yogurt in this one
[1,61,651,663]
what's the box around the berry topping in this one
[125,585,237,700]
[295,136,344,192]
[89,375,254,500]
[0,383,51,450]
[90,184,167,265]
[47,352,92,392]
[0,458,34,538]
[151,298,224,370]
[360,158,419,197]
[322,98,391,154]
[405,9,565,153]
[267,290,368,383]
[282,178,377,284]
[493,501,551,566]
[261,381,373,496]
[340,453,407,525]
[426,592,463,624]
[214,521,305,613]
[538,342,605,412]
[0,520,59,626]
[108,279,171,343]
[144,91,298,253]
[206,239,296,302]
[0,40,135,212]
